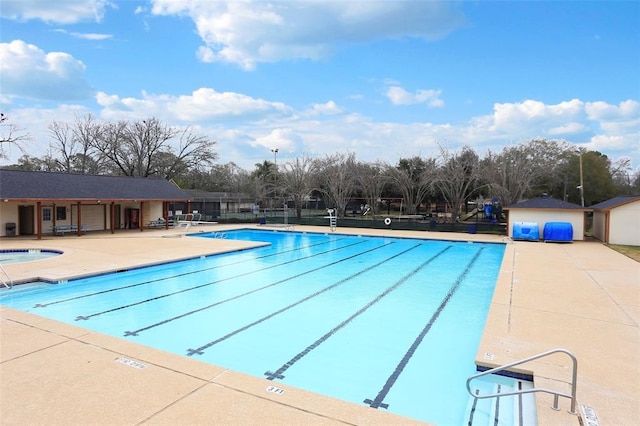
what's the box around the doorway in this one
[18,205,35,235]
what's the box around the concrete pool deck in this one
[1,225,638,425]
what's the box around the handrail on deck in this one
[0,263,13,289]
[466,348,578,415]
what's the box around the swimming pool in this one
[0,230,505,424]
[0,249,62,264]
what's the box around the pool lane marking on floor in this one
[33,236,347,308]
[124,241,394,337]
[363,247,485,410]
[74,239,368,321]
[262,245,454,380]
[187,243,437,357]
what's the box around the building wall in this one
[507,210,585,241]
[0,203,19,237]
[608,201,640,246]
[0,201,167,236]
[592,211,607,242]
[144,202,165,225]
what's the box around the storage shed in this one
[591,195,640,246]
[503,195,589,241]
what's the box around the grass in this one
[607,244,640,262]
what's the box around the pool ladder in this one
[466,348,578,416]
[326,209,337,232]
[0,263,13,288]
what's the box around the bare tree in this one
[0,113,30,159]
[434,145,482,222]
[280,155,317,219]
[314,152,358,218]
[48,120,75,171]
[386,156,436,215]
[481,139,571,206]
[93,120,130,175]
[610,156,634,194]
[48,114,104,173]
[354,161,389,217]
[92,117,217,179]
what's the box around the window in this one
[43,208,52,221]
[56,206,66,220]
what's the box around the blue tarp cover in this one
[512,222,539,241]
[543,222,573,242]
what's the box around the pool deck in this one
[1,225,638,425]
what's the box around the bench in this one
[51,224,89,236]
[147,219,174,229]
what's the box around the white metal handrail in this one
[466,348,578,415]
[0,263,13,288]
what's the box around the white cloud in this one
[0,0,115,24]
[486,99,586,134]
[385,86,443,107]
[0,40,93,101]
[95,88,292,122]
[548,122,588,135]
[53,29,113,40]
[252,128,300,152]
[2,94,639,172]
[150,0,465,70]
[306,101,343,116]
[70,32,112,41]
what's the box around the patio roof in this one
[0,169,190,202]
[504,195,589,210]
[590,195,640,211]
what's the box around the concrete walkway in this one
[1,225,638,425]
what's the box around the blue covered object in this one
[543,222,573,243]
[512,222,539,241]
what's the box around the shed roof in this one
[504,195,587,210]
[590,195,640,211]
[0,169,190,201]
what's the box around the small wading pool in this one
[0,249,62,264]
[1,230,505,424]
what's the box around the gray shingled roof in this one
[504,195,586,210]
[590,195,640,211]
[0,169,190,201]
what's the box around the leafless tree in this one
[386,156,437,214]
[48,114,105,173]
[280,154,317,218]
[92,117,217,179]
[434,145,482,222]
[0,113,30,159]
[354,161,390,217]
[480,139,571,206]
[314,152,358,218]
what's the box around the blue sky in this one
[1,0,639,172]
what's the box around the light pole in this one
[576,149,584,207]
[271,148,279,215]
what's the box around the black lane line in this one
[468,389,480,426]
[35,236,345,308]
[188,243,433,357]
[124,241,391,337]
[263,246,453,380]
[76,239,367,322]
[493,384,501,426]
[518,381,523,426]
[363,247,485,410]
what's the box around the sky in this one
[1,0,639,172]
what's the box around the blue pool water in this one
[0,230,505,425]
[0,249,62,264]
